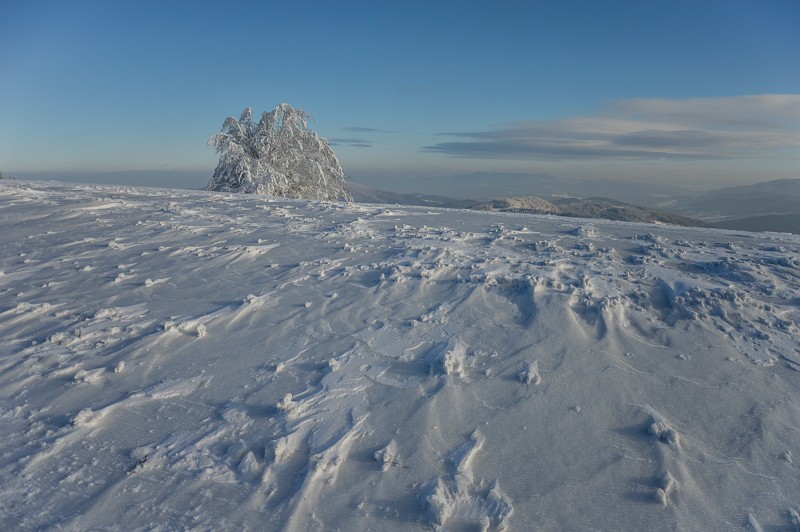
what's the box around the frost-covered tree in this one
[207,103,352,201]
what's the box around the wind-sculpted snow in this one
[1,180,799,530]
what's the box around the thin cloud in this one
[341,126,394,134]
[328,137,373,148]
[423,94,800,161]
[610,94,800,130]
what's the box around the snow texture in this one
[1,180,799,531]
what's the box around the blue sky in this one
[1,0,798,192]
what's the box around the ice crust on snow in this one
[374,439,401,471]
[647,411,681,447]
[419,430,513,530]
[1,181,799,530]
[427,338,470,378]
[655,471,677,506]
[519,359,541,385]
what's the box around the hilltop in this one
[1,181,799,530]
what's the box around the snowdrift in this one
[1,181,799,530]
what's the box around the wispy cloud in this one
[423,95,800,161]
[341,126,395,134]
[331,126,395,148]
[328,137,373,148]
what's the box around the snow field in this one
[0,180,799,530]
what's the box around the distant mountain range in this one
[347,183,705,227]
[352,171,696,206]
[474,196,706,227]
[347,177,800,234]
[345,181,476,209]
[654,179,800,234]
[713,213,800,233]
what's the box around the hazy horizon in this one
[8,167,796,197]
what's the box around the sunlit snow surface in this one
[1,181,799,531]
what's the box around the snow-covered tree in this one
[207,103,352,201]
